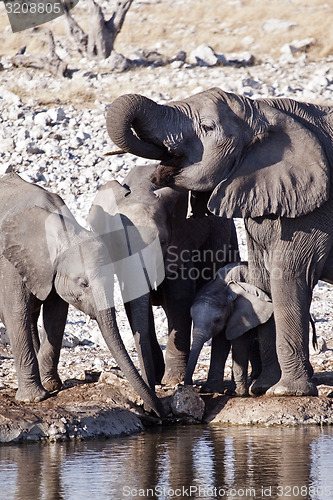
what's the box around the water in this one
[0,425,333,500]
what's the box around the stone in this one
[218,52,255,66]
[171,386,205,420]
[34,112,52,127]
[43,141,62,157]
[0,87,22,105]
[281,38,316,55]
[262,18,298,33]
[47,107,67,122]
[26,142,44,154]
[189,44,219,67]
[108,51,130,72]
[0,137,15,154]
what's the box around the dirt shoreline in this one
[1,369,332,444]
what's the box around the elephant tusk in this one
[104,149,127,156]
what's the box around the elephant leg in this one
[161,276,195,386]
[30,307,41,358]
[125,293,164,388]
[231,331,253,396]
[244,231,281,395]
[249,334,262,381]
[250,316,281,395]
[4,287,48,402]
[37,290,68,393]
[201,333,231,394]
[266,275,317,396]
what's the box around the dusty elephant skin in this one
[106,89,333,398]
[88,163,239,390]
[0,172,163,418]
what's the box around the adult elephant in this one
[88,164,239,389]
[106,89,333,396]
[0,172,163,417]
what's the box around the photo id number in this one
[5,1,62,15]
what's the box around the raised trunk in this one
[97,307,164,418]
[184,328,206,385]
[106,94,171,160]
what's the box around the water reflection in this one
[0,425,332,500]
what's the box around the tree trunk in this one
[88,0,133,59]
[63,0,133,60]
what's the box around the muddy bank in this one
[1,369,332,444]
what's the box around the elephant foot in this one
[266,378,318,397]
[15,385,49,403]
[200,379,235,395]
[161,368,185,387]
[234,384,249,397]
[42,377,62,393]
[249,367,281,395]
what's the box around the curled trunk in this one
[97,307,164,418]
[106,94,170,160]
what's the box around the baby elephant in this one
[185,262,273,395]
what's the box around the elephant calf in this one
[0,172,163,417]
[185,262,273,395]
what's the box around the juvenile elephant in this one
[0,172,163,417]
[88,163,239,389]
[185,262,273,396]
[106,89,333,396]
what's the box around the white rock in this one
[189,44,219,67]
[262,18,298,33]
[0,87,22,105]
[34,112,52,127]
[43,141,62,157]
[218,52,255,66]
[47,107,67,122]
[242,36,255,48]
[0,137,15,154]
[30,126,45,140]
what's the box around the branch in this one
[62,0,88,54]
[11,30,68,77]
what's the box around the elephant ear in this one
[0,206,78,301]
[208,102,330,218]
[225,281,273,340]
[88,180,131,239]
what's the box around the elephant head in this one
[184,267,273,385]
[0,203,164,417]
[106,89,330,218]
[87,164,185,303]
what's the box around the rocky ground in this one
[0,0,333,442]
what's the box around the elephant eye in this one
[201,120,215,133]
[77,277,89,288]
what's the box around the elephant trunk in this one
[184,328,207,385]
[97,307,164,418]
[106,94,170,160]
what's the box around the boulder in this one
[171,386,205,421]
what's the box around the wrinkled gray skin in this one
[88,164,239,389]
[185,262,273,396]
[106,88,333,396]
[0,173,163,417]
